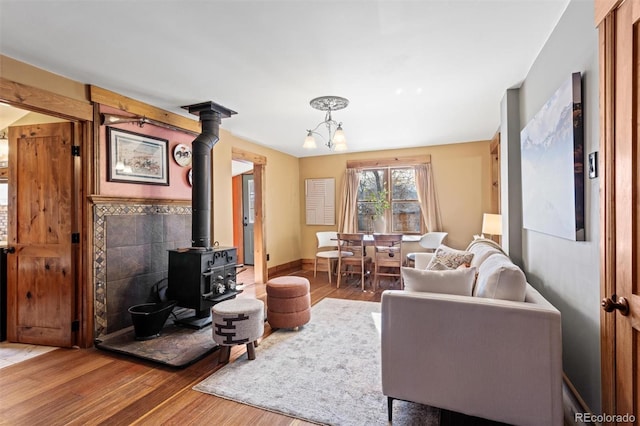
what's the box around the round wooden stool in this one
[266,276,311,330]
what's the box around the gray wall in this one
[503,0,601,411]
[500,89,523,267]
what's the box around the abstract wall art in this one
[520,72,584,241]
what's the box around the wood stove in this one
[167,101,239,328]
[168,246,239,328]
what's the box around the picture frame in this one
[107,127,170,185]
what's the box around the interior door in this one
[6,122,75,347]
[242,174,255,265]
[600,0,640,419]
[613,0,640,416]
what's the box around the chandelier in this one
[303,96,349,151]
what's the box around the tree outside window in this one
[357,167,421,233]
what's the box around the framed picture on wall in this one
[520,72,584,241]
[107,127,170,185]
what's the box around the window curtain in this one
[415,163,442,232]
[338,168,360,233]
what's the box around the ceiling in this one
[0,0,569,158]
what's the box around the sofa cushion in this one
[402,266,476,296]
[467,245,503,268]
[426,245,474,270]
[465,238,506,268]
[473,254,527,301]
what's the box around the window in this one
[357,167,421,233]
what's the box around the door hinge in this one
[71,320,80,332]
[71,146,80,157]
[72,233,80,244]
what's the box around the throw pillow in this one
[428,261,452,271]
[426,244,474,270]
[473,254,527,301]
[402,266,476,296]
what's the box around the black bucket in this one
[128,300,177,340]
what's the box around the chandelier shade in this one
[303,95,349,151]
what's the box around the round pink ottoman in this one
[266,276,311,330]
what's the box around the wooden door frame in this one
[597,4,617,413]
[232,147,267,284]
[596,0,636,415]
[0,77,94,347]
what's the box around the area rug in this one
[193,298,439,425]
[95,323,217,368]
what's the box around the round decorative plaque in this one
[173,143,192,167]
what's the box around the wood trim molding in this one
[598,13,617,416]
[490,131,500,154]
[89,86,201,134]
[253,163,267,284]
[88,195,191,206]
[0,77,93,121]
[346,155,431,169]
[595,0,623,26]
[268,259,303,277]
[232,147,267,165]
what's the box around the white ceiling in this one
[0,0,569,158]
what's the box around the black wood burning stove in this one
[167,101,240,328]
[168,246,239,328]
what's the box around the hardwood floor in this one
[0,268,397,425]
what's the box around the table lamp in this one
[482,213,502,241]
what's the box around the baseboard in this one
[301,258,321,271]
[267,259,302,277]
[563,373,595,425]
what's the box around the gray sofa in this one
[381,239,563,426]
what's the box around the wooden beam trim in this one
[0,77,93,121]
[89,86,201,134]
[88,195,191,206]
[232,147,267,165]
[253,163,267,284]
[595,0,623,27]
[346,155,430,169]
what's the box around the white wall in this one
[513,0,601,411]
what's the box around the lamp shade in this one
[333,125,346,144]
[303,132,317,149]
[482,213,502,236]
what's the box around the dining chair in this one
[373,233,403,290]
[405,232,448,266]
[314,231,350,284]
[336,233,372,291]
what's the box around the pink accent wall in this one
[98,105,193,199]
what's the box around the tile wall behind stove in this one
[93,203,192,337]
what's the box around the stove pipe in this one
[182,101,237,248]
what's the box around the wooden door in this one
[242,174,255,266]
[599,0,640,420]
[6,122,75,347]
